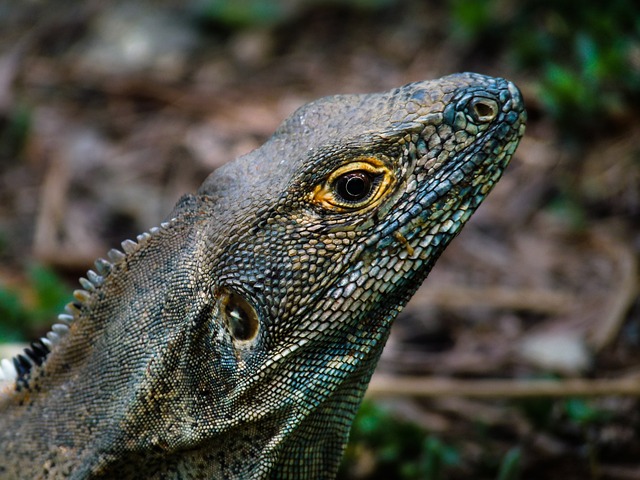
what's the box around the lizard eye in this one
[218,289,259,343]
[312,158,395,212]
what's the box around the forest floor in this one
[1,1,639,479]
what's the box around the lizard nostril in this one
[470,98,498,123]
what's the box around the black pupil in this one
[335,171,372,202]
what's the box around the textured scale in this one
[0,73,526,479]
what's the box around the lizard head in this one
[0,73,525,476]
[192,73,526,430]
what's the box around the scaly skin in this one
[0,73,526,479]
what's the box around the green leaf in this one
[496,448,521,480]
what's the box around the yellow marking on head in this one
[394,231,415,256]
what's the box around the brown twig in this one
[406,285,574,315]
[0,37,28,113]
[367,374,640,398]
[588,228,639,352]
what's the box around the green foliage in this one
[329,0,399,10]
[0,103,31,162]
[563,398,611,426]
[420,436,460,480]
[28,264,70,319]
[496,447,521,480]
[448,0,495,40]
[0,287,25,342]
[545,190,588,231]
[342,401,527,480]
[448,0,640,137]
[0,264,70,342]
[195,0,289,28]
[0,230,7,256]
[516,397,555,429]
[195,0,399,29]
[340,400,460,479]
[561,399,612,475]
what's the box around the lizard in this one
[0,72,526,479]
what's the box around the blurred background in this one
[0,0,639,478]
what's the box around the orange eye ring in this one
[311,158,395,213]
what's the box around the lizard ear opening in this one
[218,289,260,343]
